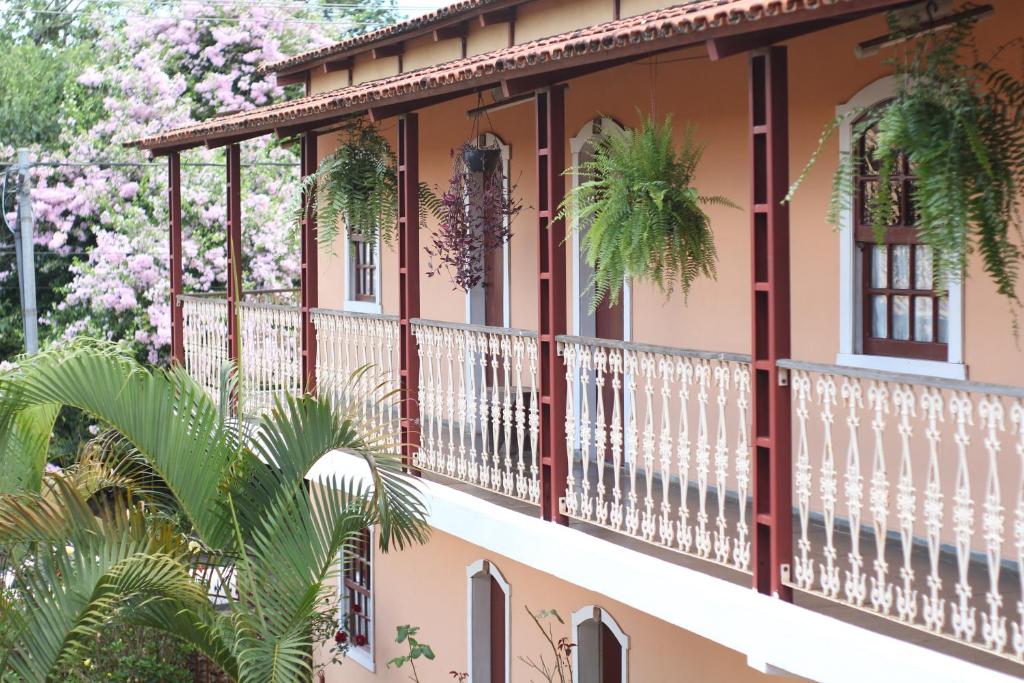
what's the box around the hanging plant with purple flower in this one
[425,141,521,292]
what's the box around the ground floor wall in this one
[314,526,771,683]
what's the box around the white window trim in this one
[836,75,966,381]
[465,132,512,327]
[465,559,511,683]
[570,605,629,683]
[338,528,375,672]
[343,229,382,315]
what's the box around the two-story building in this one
[134,1,1024,681]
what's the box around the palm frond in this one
[0,341,236,548]
[0,478,206,682]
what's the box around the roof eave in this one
[133,0,912,153]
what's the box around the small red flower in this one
[354,634,367,647]
[351,603,361,614]
[334,630,347,644]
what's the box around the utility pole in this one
[15,149,38,354]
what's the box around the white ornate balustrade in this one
[411,319,541,505]
[558,335,753,574]
[782,360,1024,662]
[237,300,302,416]
[181,294,229,407]
[313,309,400,439]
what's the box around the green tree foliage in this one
[558,115,737,312]
[56,624,197,683]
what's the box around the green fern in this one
[557,115,737,312]
[298,118,445,252]
[298,118,398,249]
[787,10,1024,303]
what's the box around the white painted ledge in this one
[308,451,1019,683]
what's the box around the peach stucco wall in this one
[314,0,1024,387]
[315,527,771,683]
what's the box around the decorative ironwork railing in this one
[557,335,753,574]
[411,319,540,505]
[237,300,302,416]
[181,294,229,406]
[312,308,400,438]
[780,360,1024,661]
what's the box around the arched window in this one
[571,606,628,683]
[836,76,965,379]
[466,560,509,683]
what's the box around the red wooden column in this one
[167,150,184,365]
[397,114,421,471]
[535,86,568,523]
[300,131,319,393]
[749,47,793,599]
[225,143,242,365]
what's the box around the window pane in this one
[938,297,949,344]
[892,245,910,289]
[887,182,903,226]
[871,245,888,288]
[871,296,888,338]
[914,297,933,342]
[859,181,877,225]
[861,125,880,175]
[914,245,933,290]
[892,295,910,340]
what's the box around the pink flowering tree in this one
[7,2,365,362]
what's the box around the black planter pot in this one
[462,146,500,175]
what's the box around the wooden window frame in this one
[344,229,381,314]
[835,76,965,380]
[853,120,948,362]
[340,528,374,671]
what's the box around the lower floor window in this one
[467,560,509,683]
[340,528,373,668]
[571,606,628,683]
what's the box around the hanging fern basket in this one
[787,13,1024,306]
[558,114,738,312]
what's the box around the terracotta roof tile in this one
[259,0,509,75]
[134,0,895,151]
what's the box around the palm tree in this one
[0,341,427,682]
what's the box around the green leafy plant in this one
[301,118,399,248]
[387,625,436,683]
[787,9,1024,303]
[0,340,428,682]
[557,115,737,312]
[299,118,446,253]
[518,606,575,683]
